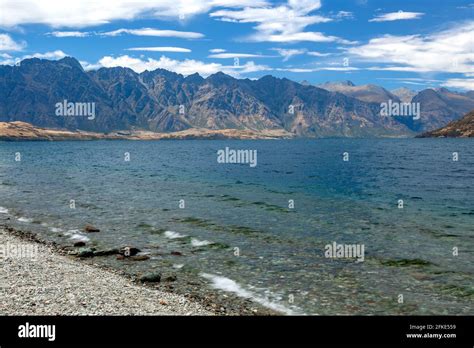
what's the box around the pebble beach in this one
[0,227,212,316]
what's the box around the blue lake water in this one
[0,139,473,314]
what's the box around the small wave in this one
[17,217,32,223]
[164,231,187,239]
[191,238,213,247]
[49,227,63,233]
[70,234,90,242]
[0,207,9,214]
[200,273,298,315]
[64,229,81,236]
[173,264,184,269]
[63,229,90,242]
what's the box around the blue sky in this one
[0,0,473,91]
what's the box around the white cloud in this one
[101,28,204,39]
[0,57,15,65]
[0,50,68,65]
[48,31,90,37]
[369,11,424,22]
[208,53,270,58]
[307,51,331,57]
[0,52,15,65]
[457,4,474,10]
[377,77,443,83]
[209,48,226,53]
[395,81,430,86]
[47,28,203,39]
[22,50,68,60]
[210,0,351,43]
[276,66,359,72]
[96,55,217,75]
[260,32,352,43]
[271,48,306,61]
[91,54,271,77]
[0,0,268,28]
[0,34,26,51]
[335,11,354,20]
[442,79,474,90]
[236,61,271,74]
[347,22,474,75]
[79,60,102,71]
[126,47,191,53]
[314,67,359,71]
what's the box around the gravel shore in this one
[0,228,212,315]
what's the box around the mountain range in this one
[314,81,474,132]
[317,80,400,104]
[1,57,473,138]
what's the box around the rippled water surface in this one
[1,139,473,314]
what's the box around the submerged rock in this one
[84,224,100,233]
[164,275,177,282]
[116,254,149,261]
[77,248,95,258]
[380,258,433,267]
[73,241,86,247]
[131,255,150,261]
[93,248,120,257]
[119,246,141,256]
[139,273,162,283]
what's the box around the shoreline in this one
[0,121,295,141]
[0,121,420,141]
[0,226,212,315]
[0,224,279,316]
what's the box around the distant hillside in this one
[0,121,293,141]
[391,87,417,103]
[317,82,474,132]
[417,110,474,138]
[0,57,413,138]
[409,88,474,132]
[317,80,400,104]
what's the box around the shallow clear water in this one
[0,139,473,314]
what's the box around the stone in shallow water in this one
[119,246,141,256]
[77,248,95,258]
[380,258,433,267]
[93,248,119,257]
[164,275,177,282]
[116,254,149,261]
[130,255,150,261]
[139,273,162,283]
[84,224,100,233]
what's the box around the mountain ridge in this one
[1,56,473,137]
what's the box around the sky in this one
[0,0,473,91]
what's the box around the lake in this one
[0,138,473,315]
